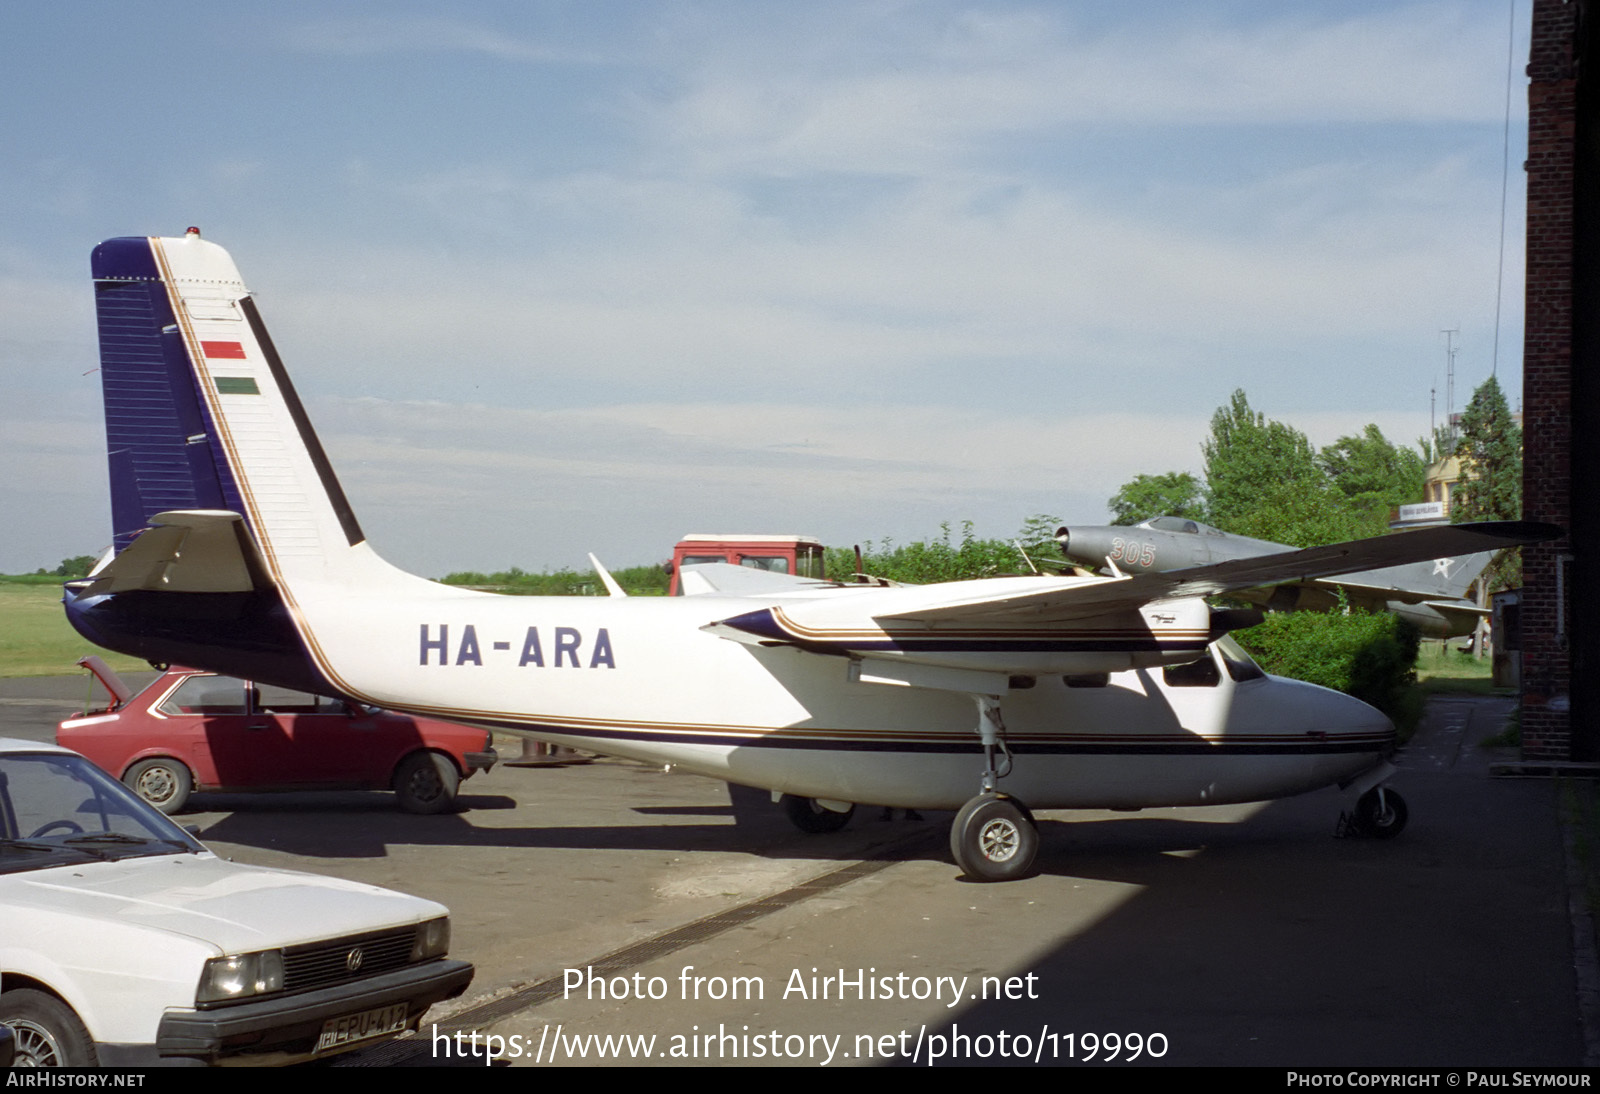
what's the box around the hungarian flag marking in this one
[201,341,247,359]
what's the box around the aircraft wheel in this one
[1353,787,1408,839]
[950,793,1037,882]
[393,751,460,814]
[781,794,854,833]
[123,757,192,814]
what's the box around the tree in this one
[828,522,1022,584]
[1452,376,1521,524]
[1202,390,1366,546]
[1452,375,1522,591]
[1107,472,1205,526]
[1014,514,1063,559]
[1318,424,1427,538]
[49,556,98,579]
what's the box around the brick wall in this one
[1521,0,1578,759]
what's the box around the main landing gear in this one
[951,695,1040,882]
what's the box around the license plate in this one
[315,1002,410,1053]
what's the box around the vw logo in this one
[345,948,365,973]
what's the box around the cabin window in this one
[796,545,825,580]
[1163,654,1221,688]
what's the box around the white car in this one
[0,738,473,1066]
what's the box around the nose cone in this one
[1246,674,1395,740]
[1211,674,1395,801]
[1056,525,1118,569]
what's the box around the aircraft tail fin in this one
[90,232,379,589]
[1436,550,1494,599]
[1336,548,1495,603]
[78,232,449,695]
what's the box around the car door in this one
[161,675,293,788]
[252,684,380,786]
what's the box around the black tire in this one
[0,989,98,1067]
[123,757,192,814]
[950,793,1038,881]
[1354,787,1408,839]
[393,751,460,814]
[781,794,854,833]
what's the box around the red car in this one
[57,658,496,815]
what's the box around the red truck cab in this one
[667,534,825,595]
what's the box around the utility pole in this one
[1441,328,1460,447]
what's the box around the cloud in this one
[643,3,1519,178]
[280,16,605,63]
[306,393,1429,572]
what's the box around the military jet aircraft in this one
[63,233,1556,880]
[1057,517,1493,638]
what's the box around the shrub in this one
[826,522,1024,585]
[1234,609,1423,738]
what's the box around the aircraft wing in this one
[874,521,1557,625]
[679,562,835,597]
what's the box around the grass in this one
[0,580,148,678]
[1414,638,1503,695]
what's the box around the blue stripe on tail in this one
[91,238,244,552]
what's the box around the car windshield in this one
[0,752,202,874]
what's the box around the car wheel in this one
[393,752,460,814]
[0,989,98,1067]
[123,757,192,814]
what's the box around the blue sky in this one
[2,2,1528,576]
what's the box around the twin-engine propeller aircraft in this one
[65,232,1558,881]
[1057,517,1494,639]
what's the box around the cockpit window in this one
[1215,634,1266,682]
[1145,516,1201,535]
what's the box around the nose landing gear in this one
[1338,786,1409,839]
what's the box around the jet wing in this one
[875,521,1558,625]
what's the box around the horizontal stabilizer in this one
[82,510,266,595]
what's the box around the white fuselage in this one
[287,576,1393,812]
